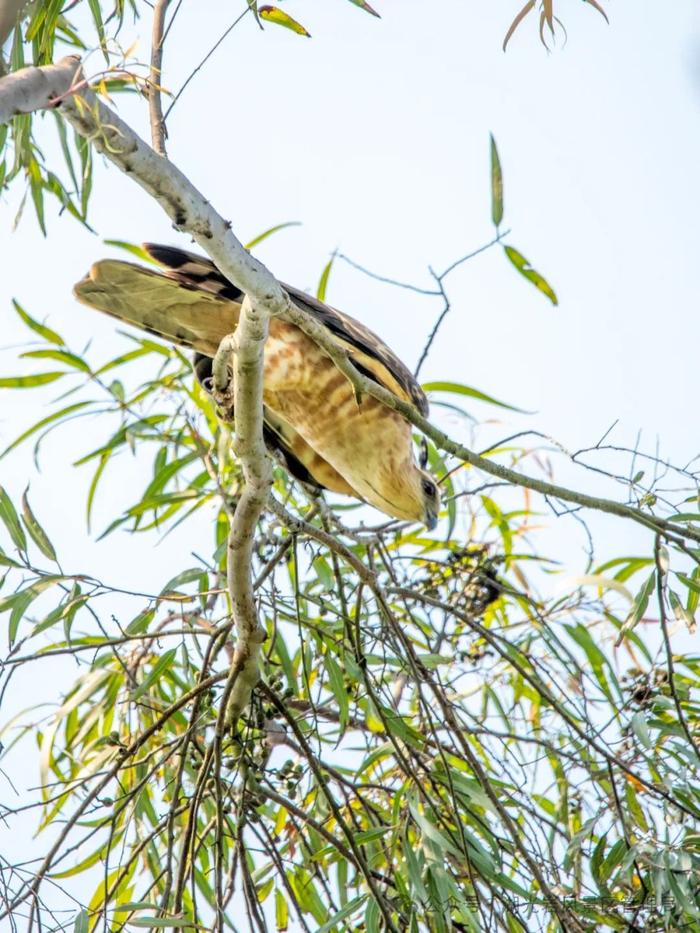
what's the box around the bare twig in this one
[414,266,450,377]
[163,7,250,122]
[148,0,172,155]
[414,230,510,376]
[336,253,441,296]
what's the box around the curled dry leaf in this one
[503,0,536,51]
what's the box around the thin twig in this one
[337,253,440,296]
[148,0,172,155]
[163,7,250,122]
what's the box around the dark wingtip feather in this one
[142,243,244,302]
[142,243,192,269]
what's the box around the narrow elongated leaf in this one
[160,567,206,597]
[131,649,177,700]
[33,589,87,638]
[503,245,558,305]
[86,0,107,54]
[73,910,89,933]
[111,903,159,913]
[13,300,64,345]
[316,896,366,933]
[348,0,380,14]
[121,919,201,929]
[52,835,123,878]
[259,7,311,36]
[490,134,503,227]
[0,487,27,552]
[21,490,57,561]
[503,0,536,51]
[244,221,301,250]
[669,589,696,633]
[1,401,92,459]
[21,349,91,373]
[677,572,700,596]
[324,653,349,729]
[275,889,289,931]
[422,380,528,413]
[631,710,652,749]
[0,372,65,388]
[103,239,157,263]
[4,578,58,643]
[615,571,656,645]
[316,253,335,302]
[583,0,610,23]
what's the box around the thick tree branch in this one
[0,54,81,123]
[212,299,273,726]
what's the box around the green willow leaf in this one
[503,244,558,305]
[422,380,529,413]
[103,239,156,263]
[159,568,206,597]
[21,349,91,373]
[244,221,301,251]
[0,486,27,553]
[13,299,64,345]
[490,133,504,227]
[324,653,349,729]
[316,252,335,302]
[275,889,289,930]
[1,401,93,459]
[128,919,204,929]
[21,489,57,561]
[616,571,656,645]
[0,372,65,388]
[131,649,177,700]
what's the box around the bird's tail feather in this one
[73,256,240,357]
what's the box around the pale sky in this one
[1,0,700,919]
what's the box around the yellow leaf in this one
[259,6,311,37]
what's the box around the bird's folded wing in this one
[75,264,360,497]
[142,243,429,416]
[73,259,239,357]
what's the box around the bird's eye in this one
[422,478,436,498]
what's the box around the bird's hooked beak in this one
[425,506,438,531]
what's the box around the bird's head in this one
[416,469,441,530]
[363,463,440,529]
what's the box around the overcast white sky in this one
[1,0,700,919]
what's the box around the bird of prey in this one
[73,243,440,528]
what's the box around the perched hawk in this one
[73,244,440,528]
